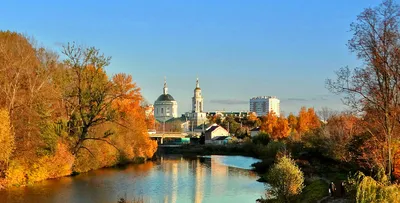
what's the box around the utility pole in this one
[161,116,165,145]
[185,116,188,132]
[191,116,194,135]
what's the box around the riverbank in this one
[158,144,351,203]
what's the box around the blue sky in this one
[1,0,385,115]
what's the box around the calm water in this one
[0,155,267,203]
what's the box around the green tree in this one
[252,132,270,145]
[266,156,304,202]
[62,42,127,155]
[221,116,240,134]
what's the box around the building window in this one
[161,108,164,114]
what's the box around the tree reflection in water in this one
[0,155,265,203]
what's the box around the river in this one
[0,155,267,203]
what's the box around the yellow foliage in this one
[6,160,27,187]
[42,142,74,178]
[0,109,14,165]
[73,139,119,173]
[356,175,400,203]
[5,142,74,186]
[0,33,158,188]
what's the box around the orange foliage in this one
[394,149,400,179]
[260,112,278,135]
[260,112,290,140]
[297,107,321,135]
[6,142,74,186]
[0,32,159,188]
[324,114,361,162]
[273,116,290,140]
[112,74,157,160]
[248,112,258,122]
[288,113,298,130]
[326,114,360,137]
[146,115,156,130]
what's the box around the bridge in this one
[148,132,189,144]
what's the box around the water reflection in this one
[0,155,266,203]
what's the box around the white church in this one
[154,78,178,122]
[153,77,208,129]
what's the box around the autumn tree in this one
[208,114,222,125]
[266,156,304,202]
[287,113,298,130]
[111,74,157,159]
[260,111,278,135]
[0,31,62,160]
[259,112,290,140]
[0,31,38,117]
[297,107,321,135]
[0,32,158,186]
[325,113,361,162]
[0,109,14,168]
[62,42,127,155]
[273,116,290,140]
[326,0,400,178]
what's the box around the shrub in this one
[5,160,27,187]
[252,132,270,145]
[266,156,304,202]
[265,141,286,158]
[346,171,400,203]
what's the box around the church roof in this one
[156,94,175,102]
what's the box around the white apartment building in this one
[249,96,280,117]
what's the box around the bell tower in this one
[192,78,203,113]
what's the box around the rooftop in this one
[156,94,175,102]
[250,96,278,100]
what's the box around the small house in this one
[250,127,261,137]
[205,124,230,144]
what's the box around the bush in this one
[5,160,27,187]
[265,141,286,158]
[346,171,400,203]
[252,132,270,145]
[266,156,304,202]
[252,141,286,160]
